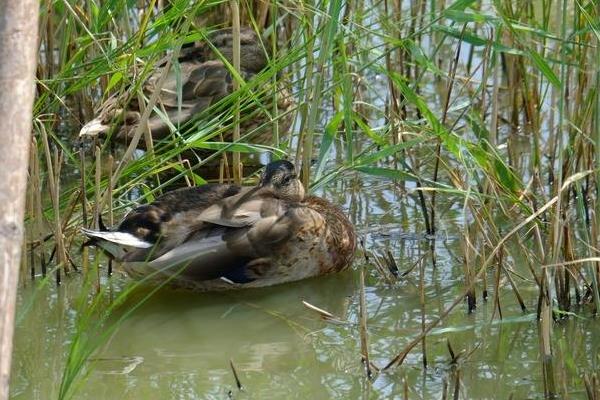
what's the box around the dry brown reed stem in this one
[358,266,373,378]
[452,368,460,400]
[77,150,88,271]
[442,377,448,400]
[230,0,241,184]
[541,258,600,269]
[32,138,47,277]
[53,147,68,269]
[107,154,114,226]
[462,216,476,312]
[502,265,527,312]
[219,158,225,184]
[107,154,114,276]
[93,145,102,287]
[27,146,35,279]
[59,190,82,266]
[94,146,101,229]
[430,25,465,235]
[540,270,556,397]
[79,146,88,226]
[383,170,593,370]
[584,373,599,400]
[419,257,427,369]
[491,245,503,320]
[40,125,66,282]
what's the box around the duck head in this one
[260,160,305,202]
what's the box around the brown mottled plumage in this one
[79,28,293,147]
[81,160,356,291]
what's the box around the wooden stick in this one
[0,1,39,397]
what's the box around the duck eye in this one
[282,174,295,185]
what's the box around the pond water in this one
[10,175,600,399]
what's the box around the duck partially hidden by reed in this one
[81,161,356,290]
[79,28,292,148]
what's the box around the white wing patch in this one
[81,228,153,248]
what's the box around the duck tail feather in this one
[81,228,153,261]
[98,214,108,232]
[79,117,109,138]
[80,228,153,249]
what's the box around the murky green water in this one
[10,176,600,399]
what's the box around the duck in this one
[81,160,356,290]
[79,27,293,148]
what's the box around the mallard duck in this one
[81,160,356,290]
[79,28,292,147]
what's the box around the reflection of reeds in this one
[584,373,599,400]
[229,358,243,391]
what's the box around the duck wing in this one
[81,184,245,260]
[144,59,257,139]
[124,191,301,284]
[79,57,252,141]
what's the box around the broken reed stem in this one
[39,124,66,282]
[178,156,192,187]
[230,0,241,184]
[502,265,527,312]
[301,300,344,323]
[358,265,373,379]
[229,359,243,391]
